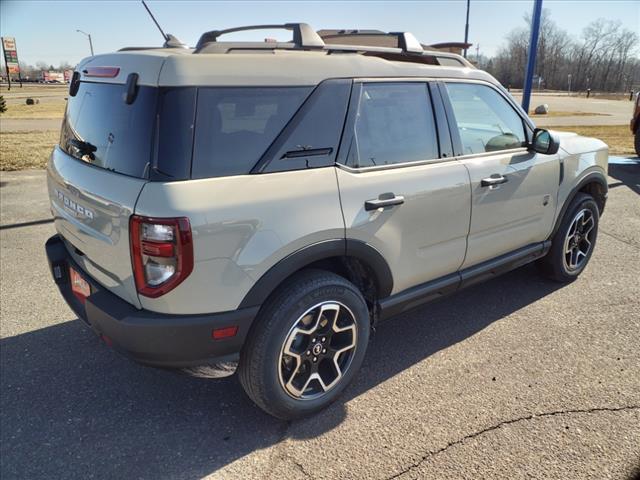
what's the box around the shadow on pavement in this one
[1,264,562,479]
[608,160,640,195]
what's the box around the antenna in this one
[142,0,168,41]
[140,0,186,48]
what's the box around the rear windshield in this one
[60,82,157,178]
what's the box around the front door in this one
[441,81,560,268]
[336,81,471,295]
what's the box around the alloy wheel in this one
[563,208,595,271]
[278,301,358,400]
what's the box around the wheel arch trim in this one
[238,239,393,309]
[551,170,608,239]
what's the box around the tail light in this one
[130,215,194,298]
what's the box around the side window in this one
[349,83,439,167]
[259,79,351,173]
[192,87,311,178]
[444,83,526,155]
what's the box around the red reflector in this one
[70,266,91,304]
[83,66,120,78]
[141,240,174,257]
[212,326,238,340]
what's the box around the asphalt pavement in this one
[1,164,639,480]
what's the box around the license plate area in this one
[70,266,91,303]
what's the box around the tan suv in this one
[45,24,609,419]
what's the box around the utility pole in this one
[476,44,480,63]
[521,0,543,113]
[463,0,470,58]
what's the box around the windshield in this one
[60,82,158,178]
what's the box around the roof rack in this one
[318,29,423,54]
[195,23,325,52]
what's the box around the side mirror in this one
[531,128,560,155]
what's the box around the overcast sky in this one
[1,0,639,67]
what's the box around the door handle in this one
[481,174,508,187]
[364,193,405,211]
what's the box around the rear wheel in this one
[239,270,370,420]
[538,193,599,282]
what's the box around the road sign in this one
[1,36,22,89]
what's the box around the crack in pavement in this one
[385,405,640,480]
[600,230,640,250]
[291,459,314,479]
[261,419,316,480]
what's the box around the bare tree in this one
[487,12,640,93]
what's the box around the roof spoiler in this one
[195,23,325,52]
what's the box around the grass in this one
[0,101,66,119]
[0,84,68,97]
[0,130,58,170]
[548,124,635,156]
[0,124,634,172]
[529,110,609,118]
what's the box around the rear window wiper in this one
[68,138,97,154]
[68,139,97,161]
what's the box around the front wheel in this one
[538,192,599,282]
[238,270,370,420]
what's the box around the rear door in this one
[48,61,166,307]
[440,81,560,268]
[336,81,471,295]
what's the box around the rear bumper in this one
[45,234,258,368]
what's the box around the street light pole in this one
[76,30,94,56]
[521,0,543,113]
[463,0,471,58]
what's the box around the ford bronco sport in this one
[45,24,608,420]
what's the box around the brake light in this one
[130,216,194,298]
[82,66,120,78]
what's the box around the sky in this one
[1,0,639,67]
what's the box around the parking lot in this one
[0,161,638,479]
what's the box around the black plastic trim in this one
[45,234,258,368]
[239,239,394,308]
[345,239,394,297]
[378,241,551,321]
[428,82,454,158]
[459,241,550,289]
[549,171,608,238]
[283,147,333,159]
[378,272,459,321]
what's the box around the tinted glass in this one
[154,88,196,180]
[445,83,526,155]
[60,82,157,178]
[350,83,438,167]
[261,80,351,173]
[192,87,311,178]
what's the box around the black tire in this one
[634,129,640,157]
[538,193,599,282]
[238,269,370,420]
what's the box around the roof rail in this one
[195,23,325,51]
[318,29,424,54]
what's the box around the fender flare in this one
[238,239,393,309]
[550,170,608,238]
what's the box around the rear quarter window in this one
[191,87,312,179]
